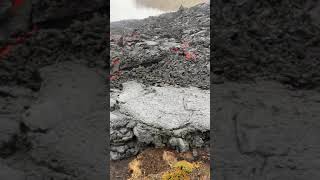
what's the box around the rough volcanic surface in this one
[0,3,108,179]
[110,3,210,89]
[110,3,210,161]
[110,81,209,160]
[212,1,320,179]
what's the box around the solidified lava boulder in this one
[110,81,210,160]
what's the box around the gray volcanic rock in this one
[110,3,210,89]
[169,137,190,152]
[110,81,209,160]
[118,81,209,130]
[109,4,210,161]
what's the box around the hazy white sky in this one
[110,0,165,22]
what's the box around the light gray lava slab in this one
[116,81,209,131]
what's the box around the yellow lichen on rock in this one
[161,160,211,180]
[161,160,195,180]
[161,168,190,180]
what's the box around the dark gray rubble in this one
[110,3,210,89]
